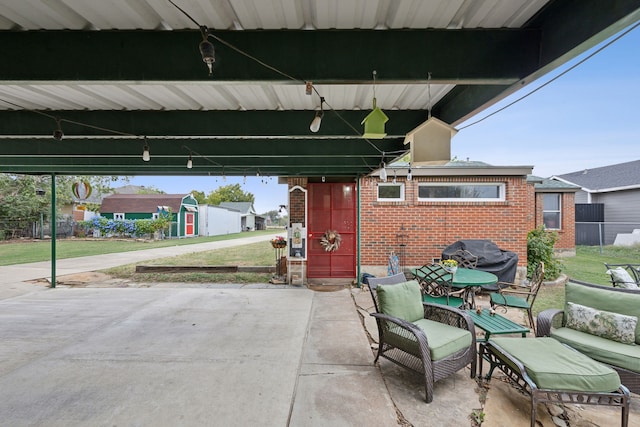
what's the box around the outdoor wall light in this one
[53,118,64,140]
[142,138,150,162]
[407,168,412,181]
[199,26,215,76]
[310,97,325,133]
[186,154,193,169]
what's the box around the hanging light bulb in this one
[310,97,325,133]
[186,154,193,169]
[142,138,150,162]
[199,26,215,75]
[53,118,64,140]
[380,163,387,182]
[407,168,412,181]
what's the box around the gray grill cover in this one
[442,240,518,287]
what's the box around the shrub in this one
[78,215,170,239]
[527,226,563,280]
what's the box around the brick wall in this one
[535,192,576,255]
[359,175,535,269]
[287,178,307,227]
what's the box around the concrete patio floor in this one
[0,234,638,426]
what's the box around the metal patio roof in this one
[1,0,639,178]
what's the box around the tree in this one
[262,209,288,227]
[0,173,126,225]
[135,186,165,194]
[190,190,206,204]
[206,184,255,205]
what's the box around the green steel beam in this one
[0,29,539,82]
[0,136,403,176]
[0,110,427,138]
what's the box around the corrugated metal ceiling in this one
[0,0,549,31]
[0,0,547,112]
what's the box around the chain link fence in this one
[0,217,77,240]
[576,221,640,251]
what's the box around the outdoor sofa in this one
[537,280,640,394]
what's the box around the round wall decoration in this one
[71,180,92,200]
[320,229,341,252]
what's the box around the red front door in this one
[185,213,194,236]
[307,183,356,278]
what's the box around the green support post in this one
[356,177,361,288]
[50,173,56,288]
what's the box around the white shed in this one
[198,204,242,236]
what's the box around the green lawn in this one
[103,241,277,284]
[0,229,280,266]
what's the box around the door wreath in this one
[320,229,342,252]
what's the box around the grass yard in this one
[103,241,276,283]
[0,229,280,266]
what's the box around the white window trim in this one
[377,182,405,202]
[114,213,125,220]
[417,182,505,202]
[543,194,562,230]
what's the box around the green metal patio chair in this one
[490,262,544,335]
[414,263,465,309]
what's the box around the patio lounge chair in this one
[368,278,476,403]
[490,262,544,335]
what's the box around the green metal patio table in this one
[450,268,498,308]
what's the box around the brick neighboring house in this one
[100,193,198,238]
[532,177,580,256]
[283,163,578,283]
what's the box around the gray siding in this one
[591,189,640,244]
[574,190,589,204]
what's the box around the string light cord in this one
[458,21,640,131]
[0,98,139,138]
[168,0,388,156]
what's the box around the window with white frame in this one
[417,183,505,201]
[377,183,405,201]
[114,213,125,220]
[543,193,561,229]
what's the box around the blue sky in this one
[125,25,640,214]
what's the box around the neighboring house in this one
[100,193,198,238]
[551,160,640,245]
[198,204,242,236]
[531,176,580,255]
[68,184,151,221]
[218,202,264,231]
